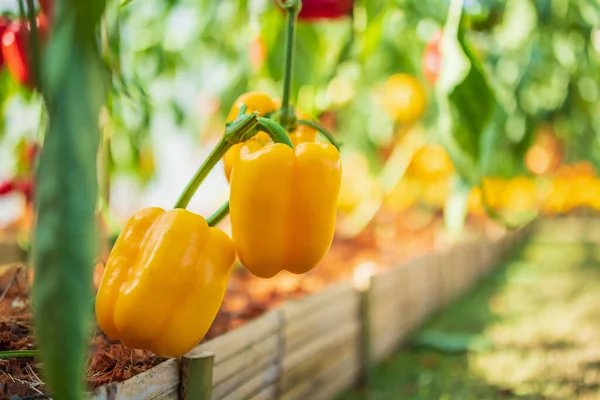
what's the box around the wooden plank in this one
[280,282,355,322]
[282,320,359,374]
[372,319,406,361]
[211,334,279,396]
[370,316,408,361]
[281,352,358,400]
[312,360,359,400]
[281,339,356,393]
[218,364,278,400]
[90,359,180,400]
[248,385,276,400]
[405,253,441,324]
[190,310,281,364]
[370,261,415,302]
[283,294,358,352]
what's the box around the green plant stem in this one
[174,139,234,210]
[25,0,41,91]
[16,0,26,19]
[174,113,261,209]
[206,201,229,227]
[297,119,342,150]
[279,0,301,131]
[0,350,39,359]
[257,117,294,148]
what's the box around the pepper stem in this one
[257,117,294,148]
[297,119,342,150]
[206,201,229,227]
[279,0,301,131]
[0,349,39,359]
[174,113,260,209]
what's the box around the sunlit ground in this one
[341,220,600,400]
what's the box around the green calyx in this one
[258,117,294,148]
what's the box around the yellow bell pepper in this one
[229,138,342,278]
[95,207,235,358]
[290,112,317,146]
[223,94,320,181]
[223,92,277,181]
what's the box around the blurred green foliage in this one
[0,0,599,184]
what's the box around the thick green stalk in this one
[33,0,107,397]
[279,0,301,131]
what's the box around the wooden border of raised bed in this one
[85,224,533,400]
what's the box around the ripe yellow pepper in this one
[229,138,342,278]
[223,92,277,180]
[223,93,319,181]
[95,207,235,358]
[290,112,317,146]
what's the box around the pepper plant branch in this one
[207,201,230,227]
[279,0,301,131]
[297,119,342,150]
[174,112,261,209]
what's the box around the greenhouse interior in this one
[1,0,600,399]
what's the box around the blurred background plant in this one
[0,0,599,236]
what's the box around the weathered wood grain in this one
[280,282,355,322]
[190,310,281,365]
[211,334,279,397]
[281,339,356,394]
[90,359,180,400]
[217,364,278,400]
[283,293,358,353]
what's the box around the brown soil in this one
[0,210,489,398]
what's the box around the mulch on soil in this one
[0,211,488,398]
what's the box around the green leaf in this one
[33,3,106,399]
[436,0,494,185]
[413,330,494,353]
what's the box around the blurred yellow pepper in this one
[229,138,341,278]
[95,207,235,358]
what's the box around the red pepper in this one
[16,179,34,203]
[39,0,54,20]
[26,142,40,170]
[0,17,9,69]
[1,15,50,88]
[0,180,15,196]
[279,0,353,21]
